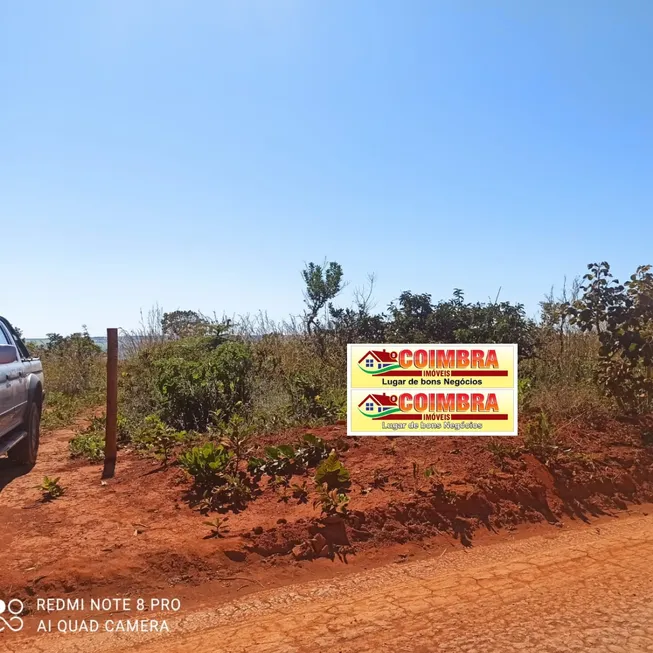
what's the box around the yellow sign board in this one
[347,344,518,436]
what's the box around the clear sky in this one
[2,1,652,337]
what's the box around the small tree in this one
[301,261,344,335]
[161,310,208,339]
[568,262,653,413]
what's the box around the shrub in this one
[385,289,538,358]
[203,516,229,538]
[42,392,92,431]
[261,444,297,476]
[205,473,252,512]
[69,414,130,463]
[34,330,104,396]
[134,414,186,466]
[178,443,233,487]
[216,413,254,471]
[522,410,564,463]
[30,330,105,429]
[247,456,267,476]
[284,373,346,423]
[291,480,309,503]
[69,431,104,462]
[121,336,253,432]
[295,433,329,467]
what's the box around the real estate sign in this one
[347,344,518,436]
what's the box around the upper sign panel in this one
[348,344,517,390]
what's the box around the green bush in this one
[30,330,105,429]
[121,336,253,432]
[68,414,130,463]
[69,431,105,462]
[178,442,233,487]
[133,414,186,465]
[261,444,298,476]
[295,433,329,467]
[205,473,252,512]
[36,476,65,501]
[37,331,104,395]
[42,392,91,431]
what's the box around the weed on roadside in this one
[69,431,104,462]
[203,516,229,538]
[36,476,65,501]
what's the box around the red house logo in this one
[357,349,400,375]
[358,392,399,417]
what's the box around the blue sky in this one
[2,1,652,337]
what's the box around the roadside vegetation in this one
[28,330,105,430]
[25,259,653,526]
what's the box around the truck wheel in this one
[8,401,41,466]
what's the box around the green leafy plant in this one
[313,485,349,517]
[261,444,298,476]
[522,410,567,464]
[291,480,309,503]
[122,337,253,433]
[209,474,252,511]
[314,450,350,489]
[69,413,130,463]
[424,465,437,480]
[518,377,533,413]
[217,413,254,472]
[277,484,290,504]
[178,442,233,487]
[69,431,104,462]
[410,462,437,493]
[36,476,65,501]
[270,474,290,489]
[486,440,519,469]
[203,516,229,538]
[137,414,186,466]
[294,433,329,467]
[247,456,267,476]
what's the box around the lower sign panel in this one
[348,388,517,436]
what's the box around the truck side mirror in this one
[0,344,18,364]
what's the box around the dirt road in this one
[6,508,653,653]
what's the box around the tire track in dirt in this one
[6,509,653,653]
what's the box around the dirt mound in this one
[239,416,653,561]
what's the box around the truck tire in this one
[8,401,41,466]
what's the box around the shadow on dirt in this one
[0,458,33,493]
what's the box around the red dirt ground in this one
[2,411,653,638]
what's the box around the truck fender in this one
[27,375,44,408]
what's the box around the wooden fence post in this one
[102,328,118,478]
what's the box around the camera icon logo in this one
[0,599,25,633]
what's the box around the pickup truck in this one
[0,316,44,465]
